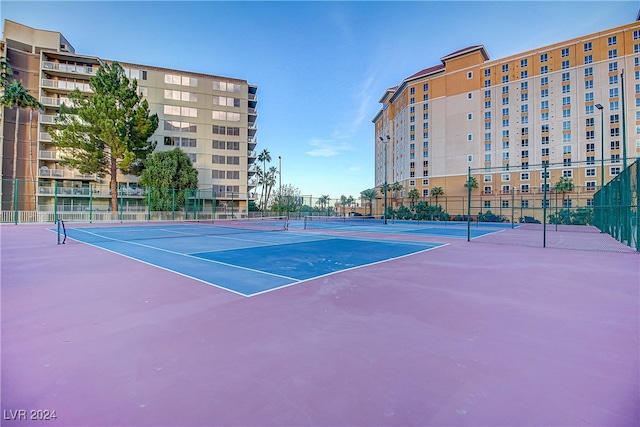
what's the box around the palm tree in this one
[464,176,478,193]
[264,166,278,210]
[1,78,43,211]
[340,195,347,216]
[431,186,444,207]
[391,181,403,207]
[555,177,574,209]
[316,194,330,216]
[407,188,420,207]
[257,148,271,215]
[360,188,378,215]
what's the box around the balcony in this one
[39,167,97,181]
[39,114,57,125]
[39,132,52,142]
[42,61,97,77]
[39,150,60,160]
[42,79,93,93]
[41,96,71,108]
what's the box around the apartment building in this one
[1,20,258,216]
[373,17,640,218]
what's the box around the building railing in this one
[42,61,97,76]
[41,79,93,93]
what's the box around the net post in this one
[57,218,61,245]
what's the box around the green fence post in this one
[467,167,471,242]
[635,160,640,252]
[13,178,19,224]
[511,190,515,226]
[172,188,176,221]
[543,163,548,248]
[147,188,151,221]
[89,183,93,223]
[119,183,123,222]
[54,180,58,223]
[555,189,558,231]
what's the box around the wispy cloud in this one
[306,136,354,157]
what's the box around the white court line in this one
[65,227,448,298]
[69,228,299,282]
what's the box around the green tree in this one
[360,188,378,215]
[52,61,158,212]
[431,186,444,207]
[257,149,271,214]
[138,148,198,211]
[340,194,354,216]
[407,188,420,207]
[391,181,403,206]
[264,165,278,209]
[271,184,302,216]
[464,176,478,193]
[0,60,44,210]
[555,177,574,208]
[316,194,330,215]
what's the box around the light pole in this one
[595,103,605,191]
[278,155,282,217]
[380,135,390,224]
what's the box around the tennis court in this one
[2,220,639,427]
[58,219,445,296]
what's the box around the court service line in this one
[68,228,300,282]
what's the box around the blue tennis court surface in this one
[62,224,444,296]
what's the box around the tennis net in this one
[303,215,380,229]
[57,216,288,244]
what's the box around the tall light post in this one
[379,135,390,224]
[595,104,604,191]
[278,155,282,217]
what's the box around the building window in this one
[584,55,593,64]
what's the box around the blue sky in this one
[2,1,638,199]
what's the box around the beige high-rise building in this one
[1,20,259,217]
[373,16,640,219]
